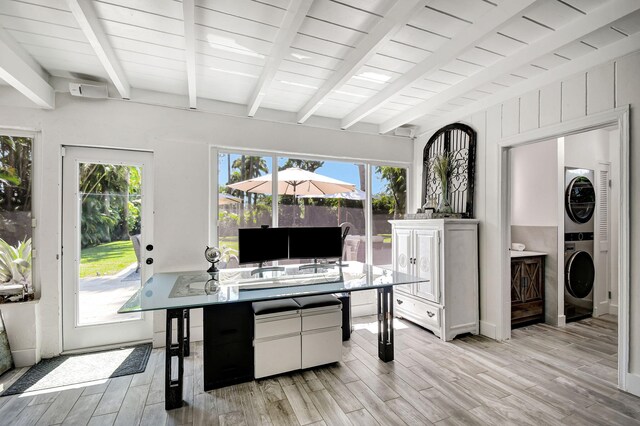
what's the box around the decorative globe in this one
[204,246,222,272]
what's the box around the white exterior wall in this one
[414,50,640,392]
[0,93,412,358]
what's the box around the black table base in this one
[164,287,394,410]
[165,308,190,410]
[377,286,394,362]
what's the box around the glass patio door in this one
[62,147,153,351]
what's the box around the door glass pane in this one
[78,163,142,325]
[277,157,366,265]
[218,153,272,268]
[0,135,33,302]
[373,166,407,268]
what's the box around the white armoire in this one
[389,219,479,341]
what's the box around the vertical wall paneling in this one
[587,62,615,115]
[519,90,540,133]
[501,97,520,138]
[561,73,587,121]
[540,81,562,127]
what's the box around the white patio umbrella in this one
[227,167,355,196]
[218,193,242,205]
[227,168,356,225]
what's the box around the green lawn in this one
[80,240,137,278]
[219,236,239,253]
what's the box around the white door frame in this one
[498,106,630,392]
[62,146,154,352]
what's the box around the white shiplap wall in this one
[414,48,640,390]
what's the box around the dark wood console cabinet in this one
[511,255,545,327]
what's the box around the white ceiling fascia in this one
[381,0,640,134]
[183,0,197,109]
[67,0,131,99]
[0,26,54,108]
[296,0,427,124]
[340,0,539,130]
[247,0,314,117]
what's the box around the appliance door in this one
[565,251,595,298]
[565,176,596,224]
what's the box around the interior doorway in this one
[62,147,154,352]
[499,108,630,392]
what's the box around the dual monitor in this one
[238,226,343,265]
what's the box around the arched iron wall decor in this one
[422,123,477,218]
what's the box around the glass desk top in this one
[118,262,426,313]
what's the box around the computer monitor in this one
[288,226,343,260]
[238,227,289,264]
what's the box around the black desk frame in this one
[163,286,394,410]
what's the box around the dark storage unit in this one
[511,255,545,327]
[203,302,254,391]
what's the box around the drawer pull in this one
[396,299,403,305]
[427,311,435,318]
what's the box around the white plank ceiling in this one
[1,0,639,134]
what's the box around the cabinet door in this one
[414,229,440,303]
[393,228,414,293]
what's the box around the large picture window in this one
[0,134,34,302]
[214,150,408,269]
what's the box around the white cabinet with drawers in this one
[390,219,479,341]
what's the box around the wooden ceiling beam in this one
[0,26,54,109]
[183,0,197,109]
[380,0,640,134]
[67,0,130,99]
[296,0,427,124]
[247,0,314,117]
[340,0,538,130]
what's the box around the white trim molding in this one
[499,106,632,393]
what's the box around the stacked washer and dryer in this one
[564,168,597,322]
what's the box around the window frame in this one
[0,128,41,297]
[210,146,411,266]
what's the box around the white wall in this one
[414,50,640,395]
[0,92,412,358]
[510,139,558,227]
[565,128,611,169]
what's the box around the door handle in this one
[146,258,154,265]
[396,299,403,305]
[427,311,435,318]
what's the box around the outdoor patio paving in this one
[78,263,141,325]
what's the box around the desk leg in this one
[183,309,190,357]
[165,308,188,410]
[377,286,394,362]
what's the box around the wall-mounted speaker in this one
[69,83,108,99]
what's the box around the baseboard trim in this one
[11,348,39,368]
[557,315,566,327]
[610,303,619,316]
[625,372,640,397]
[480,321,497,339]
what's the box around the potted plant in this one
[432,153,454,214]
[0,237,34,302]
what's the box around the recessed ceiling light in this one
[290,53,311,60]
[210,67,258,79]
[353,72,392,84]
[206,34,265,59]
[279,80,318,89]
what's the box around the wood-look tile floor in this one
[1,314,638,425]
